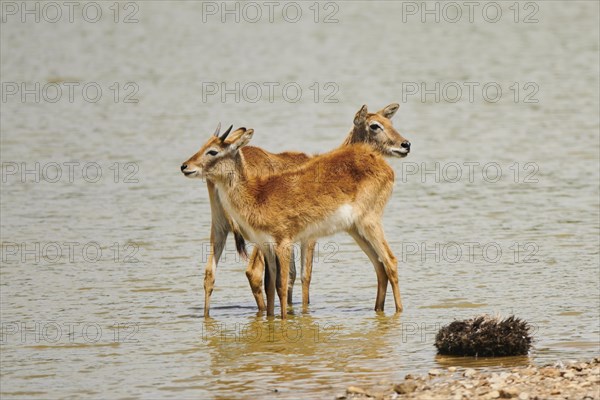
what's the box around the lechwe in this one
[244,104,410,312]
[182,104,410,317]
[184,122,311,317]
[181,126,404,319]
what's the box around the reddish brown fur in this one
[230,147,395,241]
[184,104,409,317]
[183,126,404,319]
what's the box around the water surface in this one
[1,1,599,398]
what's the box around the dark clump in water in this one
[435,315,532,357]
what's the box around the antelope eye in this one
[369,123,381,131]
[206,150,218,156]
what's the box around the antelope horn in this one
[213,122,221,137]
[219,125,233,142]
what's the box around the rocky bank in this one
[341,358,600,400]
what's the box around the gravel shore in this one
[341,358,599,400]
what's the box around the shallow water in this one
[1,1,599,399]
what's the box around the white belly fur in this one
[296,204,355,242]
[215,183,356,245]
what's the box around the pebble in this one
[345,358,599,400]
[499,387,519,398]
[448,367,457,372]
[563,371,576,379]
[464,369,477,378]
[393,381,417,394]
[347,386,367,395]
[540,367,561,377]
[520,367,536,376]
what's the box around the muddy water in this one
[1,1,598,399]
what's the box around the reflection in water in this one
[435,354,531,369]
[197,314,403,397]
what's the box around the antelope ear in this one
[354,105,368,126]
[224,127,254,151]
[377,103,399,119]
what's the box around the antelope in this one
[244,104,410,311]
[187,128,311,317]
[182,104,410,317]
[181,121,406,319]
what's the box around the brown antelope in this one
[181,122,406,319]
[188,126,311,317]
[245,104,410,311]
[182,104,410,317]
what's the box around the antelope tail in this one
[233,229,248,260]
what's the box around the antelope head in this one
[352,103,411,158]
[181,123,254,180]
